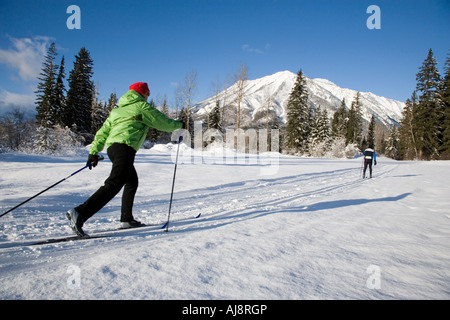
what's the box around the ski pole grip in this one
[171,135,183,144]
[86,155,105,169]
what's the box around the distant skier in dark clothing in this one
[66,82,184,236]
[363,148,377,178]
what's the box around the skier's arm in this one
[89,117,112,155]
[141,103,183,133]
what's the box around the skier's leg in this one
[363,160,368,178]
[121,165,138,222]
[75,144,135,222]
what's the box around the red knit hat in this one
[129,82,150,96]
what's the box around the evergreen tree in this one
[346,92,363,147]
[385,126,399,160]
[310,107,330,144]
[367,114,376,149]
[360,136,368,152]
[398,92,419,160]
[159,97,172,143]
[309,107,331,157]
[440,51,450,159]
[146,99,160,143]
[91,100,106,134]
[331,98,348,139]
[91,85,107,134]
[414,48,442,159]
[34,124,79,154]
[179,107,194,133]
[146,98,173,144]
[208,100,222,130]
[34,126,56,153]
[160,96,170,117]
[64,47,94,133]
[53,56,66,127]
[285,70,312,154]
[35,42,58,127]
[105,92,118,116]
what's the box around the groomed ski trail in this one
[157,160,399,234]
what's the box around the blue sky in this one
[0,0,449,115]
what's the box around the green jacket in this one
[89,90,182,155]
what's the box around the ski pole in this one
[162,135,183,232]
[0,156,104,218]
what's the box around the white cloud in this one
[0,35,53,81]
[0,36,53,116]
[0,89,36,115]
[241,43,270,55]
[0,89,35,106]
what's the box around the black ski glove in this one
[87,154,100,170]
[374,160,377,165]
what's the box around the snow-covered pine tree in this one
[285,70,312,154]
[91,85,107,134]
[367,114,376,149]
[105,92,118,116]
[310,108,330,144]
[35,42,58,128]
[346,92,363,148]
[331,98,348,139]
[209,100,222,131]
[385,126,399,160]
[64,47,94,134]
[309,107,331,157]
[34,124,80,155]
[34,126,55,154]
[414,49,442,159]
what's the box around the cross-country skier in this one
[362,147,377,178]
[67,82,184,236]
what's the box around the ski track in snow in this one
[0,148,449,300]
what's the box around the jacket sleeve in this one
[141,103,183,133]
[89,117,112,155]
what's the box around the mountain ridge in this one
[192,70,405,128]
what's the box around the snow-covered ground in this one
[0,145,449,300]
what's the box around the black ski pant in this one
[76,143,138,223]
[363,159,373,178]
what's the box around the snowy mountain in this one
[193,70,405,128]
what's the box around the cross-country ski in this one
[1,213,202,248]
